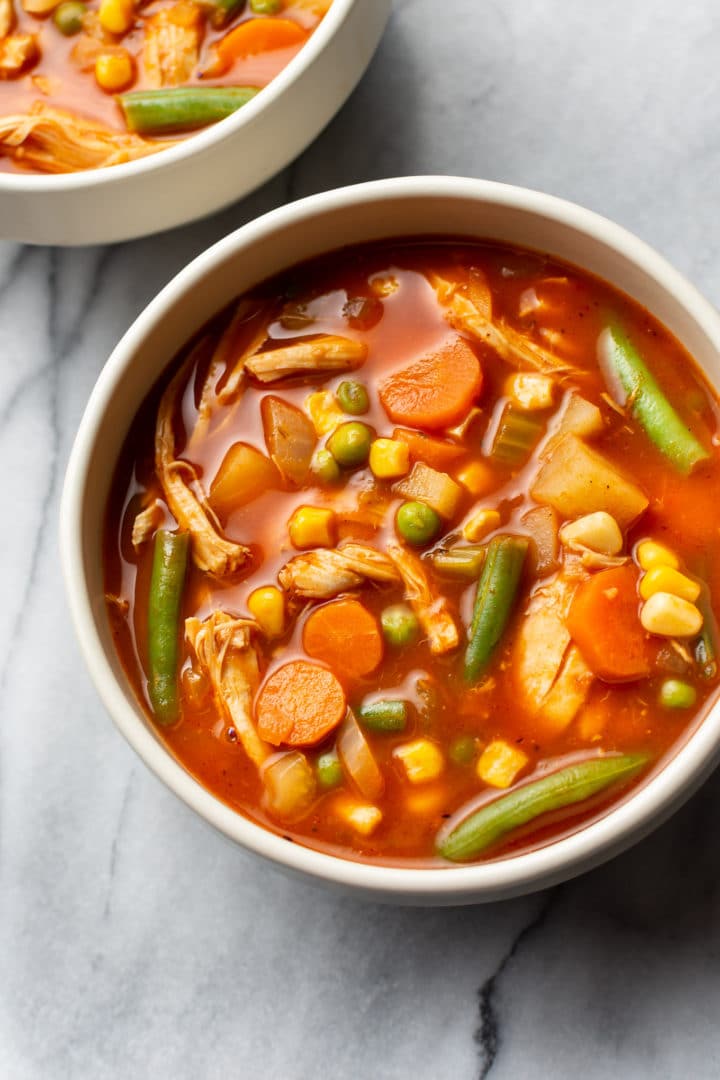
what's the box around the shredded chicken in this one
[144,1,202,88]
[156,364,252,577]
[245,336,367,383]
[185,613,269,768]
[514,569,594,735]
[386,542,459,655]
[0,104,168,172]
[131,499,164,552]
[278,543,400,600]
[0,0,15,39]
[0,33,37,78]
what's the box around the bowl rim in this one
[61,175,720,899]
[0,0,357,192]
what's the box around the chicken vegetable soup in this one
[104,239,720,866]
[0,0,328,173]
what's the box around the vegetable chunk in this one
[379,336,482,430]
[302,599,383,679]
[567,565,652,682]
[256,661,346,747]
[209,442,280,516]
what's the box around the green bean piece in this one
[317,750,343,788]
[358,700,408,733]
[380,603,420,647]
[120,87,259,135]
[326,421,373,467]
[250,0,282,11]
[53,0,85,35]
[336,380,369,415]
[449,735,477,766]
[438,752,649,862]
[601,323,709,474]
[431,546,486,579]
[311,448,342,485]
[490,405,544,467]
[396,500,442,546]
[694,589,718,680]
[464,536,528,684]
[658,679,697,710]
[148,530,189,724]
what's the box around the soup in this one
[104,239,720,867]
[0,0,328,173]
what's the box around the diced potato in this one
[559,511,623,556]
[369,438,410,479]
[333,797,382,836]
[639,566,700,604]
[288,506,335,549]
[505,372,555,411]
[531,434,648,529]
[262,395,316,486]
[209,442,280,516]
[521,505,559,575]
[456,459,497,497]
[393,738,444,784]
[393,462,462,520]
[248,586,285,638]
[640,593,703,637]
[263,751,316,822]
[462,508,500,542]
[637,539,679,571]
[476,739,529,788]
[542,393,604,457]
[305,390,344,436]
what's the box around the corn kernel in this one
[637,539,679,572]
[247,586,285,638]
[393,738,444,784]
[639,565,701,604]
[505,372,555,411]
[334,797,382,836]
[640,592,703,638]
[99,0,134,34]
[369,438,410,479]
[405,786,447,816]
[305,390,344,436]
[462,508,500,542]
[94,50,134,92]
[559,511,623,556]
[476,739,529,788]
[288,506,335,549]
[456,459,496,497]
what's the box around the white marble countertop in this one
[4,1,720,1076]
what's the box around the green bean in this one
[336,380,369,415]
[148,530,189,724]
[317,750,343,788]
[437,752,649,861]
[358,700,408,733]
[601,323,709,474]
[120,87,259,135]
[380,603,420,647]
[327,421,373,467]
[431,545,486,579]
[396,500,442,546]
[464,536,528,684]
[658,679,697,710]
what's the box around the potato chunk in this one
[209,442,280,516]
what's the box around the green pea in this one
[396,500,442,546]
[317,750,343,788]
[311,448,341,485]
[250,0,282,12]
[658,679,697,710]
[336,380,369,415]
[53,0,86,35]
[449,736,477,766]
[381,603,420,648]
[327,421,373,468]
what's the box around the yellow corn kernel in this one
[288,506,335,549]
[504,372,555,411]
[559,511,623,556]
[640,592,703,638]
[99,0,134,34]
[247,586,285,638]
[334,797,382,836]
[456,459,496,497]
[393,738,444,784]
[94,50,134,91]
[637,539,679,572]
[305,390,344,436]
[639,565,701,604]
[476,739,529,788]
[369,437,410,479]
[462,508,501,543]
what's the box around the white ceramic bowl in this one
[0,0,391,246]
[61,176,720,904]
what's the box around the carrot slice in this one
[256,660,346,747]
[302,598,383,679]
[394,428,467,470]
[566,564,654,682]
[379,336,482,430]
[217,17,307,67]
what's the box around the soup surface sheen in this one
[104,239,720,868]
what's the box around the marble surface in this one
[3,1,720,1076]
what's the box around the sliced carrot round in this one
[217,17,307,67]
[302,598,383,680]
[567,565,654,682]
[379,336,482,431]
[256,660,346,747]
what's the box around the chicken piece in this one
[278,542,400,600]
[131,499,164,552]
[0,0,15,39]
[245,336,367,383]
[514,569,594,737]
[0,33,38,78]
[0,104,168,172]
[144,1,202,88]
[156,365,252,577]
[185,613,269,768]
[386,542,459,655]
